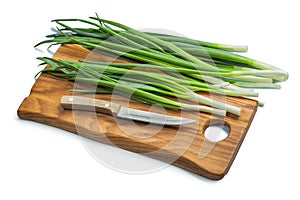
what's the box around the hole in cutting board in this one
[204,123,230,142]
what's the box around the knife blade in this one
[60,96,196,125]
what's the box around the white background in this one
[1,0,299,199]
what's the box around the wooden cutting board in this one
[17,44,258,180]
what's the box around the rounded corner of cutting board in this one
[17,96,33,119]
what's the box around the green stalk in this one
[73,78,226,116]
[177,46,289,81]
[233,82,281,89]
[71,38,220,71]
[90,17,218,70]
[145,32,248,52]
[82,61,258,96]
[53,18,167,53]
[75,77,182,107]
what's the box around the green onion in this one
[37,57,228,116]
[34,13,289,116]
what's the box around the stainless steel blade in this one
[117,106,196,125]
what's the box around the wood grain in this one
[17,44,258,180]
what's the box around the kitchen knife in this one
[61,96,196,125]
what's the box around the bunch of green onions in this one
[35,14,288,117]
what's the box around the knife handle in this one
[60,96,121,115]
